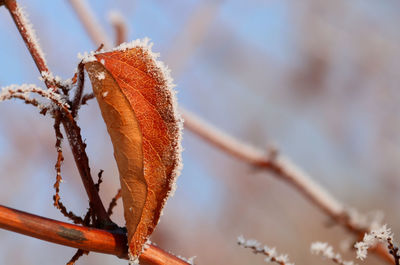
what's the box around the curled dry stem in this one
[52,113,85,225]
[107,189,122,216]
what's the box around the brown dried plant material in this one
[84,39,182,261]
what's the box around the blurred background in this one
[0,0,399,264]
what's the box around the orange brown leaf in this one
[84,39,182,261]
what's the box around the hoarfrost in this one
[77,51,97,63]
[96,72,105,80]
[0,84,69,108]
[14,4,47,65]
[98,38,183,199]
[311,242,357,265]
[238,236,294,265]
[354,224,393,260]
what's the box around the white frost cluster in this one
[77,51,98,63]
[14,4,47,65]
[96,72,105,80]
[0,84,69,113]
[39,71,74,90]
[40,71,61,84]
[311,242,356,265]
[177,255,196,265]
[1,84,67,104]
[354,224,393,260]
[237,236,294,265]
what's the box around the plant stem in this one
[3,0,112,227]
[181,108,395,264]
[60,116,114,227]
[0,204,190,265]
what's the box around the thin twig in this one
[95,169,104,192]
[4,0,113,227]
[3,0,54,90]
[52,114,85,225]
[0,204,190,265]
[67,249,89,265]
[60,117,114,227]
[71,62,85,117]
[107,189,122,216]
[52,114,64,209]
[81,93,95,105]
[180,108,394,264]
[387,237,400,265]
[0,92,49,115]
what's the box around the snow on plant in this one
[237,236,294,265]
[311,241,356,265]
[0,84,69,110]
[354,224,397,261]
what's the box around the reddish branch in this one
[2,0,52,88]
[4,0,112,227]
[0,205,189,265]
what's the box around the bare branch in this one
[180,108,394,264]
[0,204,190,265]
[3,0,57,91]
[3,0,113,226]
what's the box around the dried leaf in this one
[84,39,182,260]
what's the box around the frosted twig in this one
[0,91,48,114]
[311,242,357,265]
[181,109,394,263]
[52,114,85,225]
[5,0,117,232]
[52,115,64,209]
[355,224,399,264]
[237,236,294,265]
[3,0,59,91]
[67,0,112,49]
[0,84,70,115]
[40,71,73,94]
